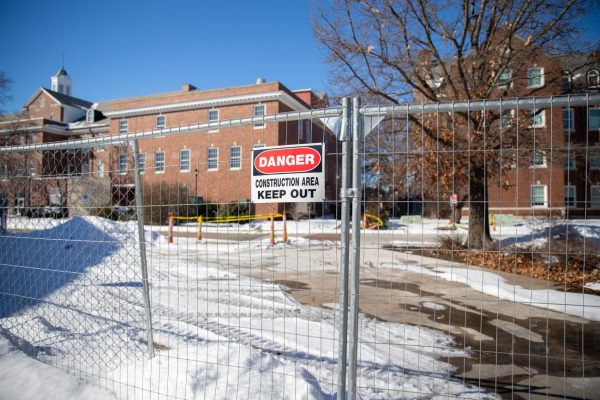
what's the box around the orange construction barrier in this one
[197,216,203,241]
[167,213,174,244]
[491,214,497,232]
[282,212,288,242]
[269,214,275,245]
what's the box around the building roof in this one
[54,67,69,77]
[23,88,92,111]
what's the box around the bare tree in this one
[314,0,598,249]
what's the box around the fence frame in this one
[2,93,600,399]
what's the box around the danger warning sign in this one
[251,143,325,203]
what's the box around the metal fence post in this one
[348,97,362,399]
[132,139,155,357]
[337,97,351,399]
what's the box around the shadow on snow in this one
[0,217,121,318]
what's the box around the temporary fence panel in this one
[0,94,599,399]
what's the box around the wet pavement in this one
[217,234,600,399]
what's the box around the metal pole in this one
[347,97,362,399]
[336,97,351,399]
[131,139,155,357]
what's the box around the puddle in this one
[399,297,600,381]
[271,280,310,290]
[360,279,436,296]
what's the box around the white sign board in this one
[251,143,325,203]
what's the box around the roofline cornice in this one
[102,91,309,118]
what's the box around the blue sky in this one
[1,1,599,113]
[0,0,327,112]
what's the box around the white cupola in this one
[50,66,73,96]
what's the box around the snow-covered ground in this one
[1,216,496,399]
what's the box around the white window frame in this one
[527,67,545,88]
[118,153,128,176]
[590,108,600,131]
[592,186,600,208]
[562,108,574,132]
[564,151,576,170]
[208,109,219,132]
[253,104,266,128]
[565,185,576,209]
[154,151,165,174]
[156,115,166,130]
[590,154,600,170]
[588,69,599,88]
[530,108,545,128]
[207,147,219,171]
[530,149,547,168]
[96,161,105,178]
[497,69,512,88]
[119,119,128,134]
[86,109,94,123]
[229,145,241,170]
[179,148,191,172]
[137,153,146,174]
[531,185,548,208]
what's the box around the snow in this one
[0,333,116,400]
[586,282,600,291]
[1,216,494,399]
[380,261,600,321]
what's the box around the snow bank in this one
[0,333,116,400]
[381,262,600,321]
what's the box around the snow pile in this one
[1,217,495,399]
[0,332,116,400]
[381,262,600,321]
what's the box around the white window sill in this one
[208,129,219,133]
[208,168,218,172]
[180,169,190,173]
[155,170,165,174]
[229,167,241,171]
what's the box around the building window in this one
[253,104,265,128]
[156,115,166,129]
[119,119,128,134]
[531,185,547,207]
[592,186,600,208]
[565,185,576,208]
[207,109,219,133]
[500,110,514,128]
[97,161,105,178]
[86,109,95,123]
[497,69,512,88]
[82,150,90,176]
[155,151,165,173]
[179,149,190,172]
[562,108,574,131]
[207,147,218,170]
[19,135,25,145]
[527,67,544,88]
[561,71,572,91]
[564,152,576,170]
[137,153,146,174]
[118,153,128,175]
[590,154,600,170]
[588,69,600,88]
[530,108,545,128]
[530,149,546,168]
[230,146,241,169]
[28,161,36,176]
[590,109,600,130]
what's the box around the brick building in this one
[0,68,337,217]
[412,46,600,218]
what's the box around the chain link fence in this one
[1,94,599,399]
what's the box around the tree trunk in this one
[467,166,493,249]
[449,195,468,224]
